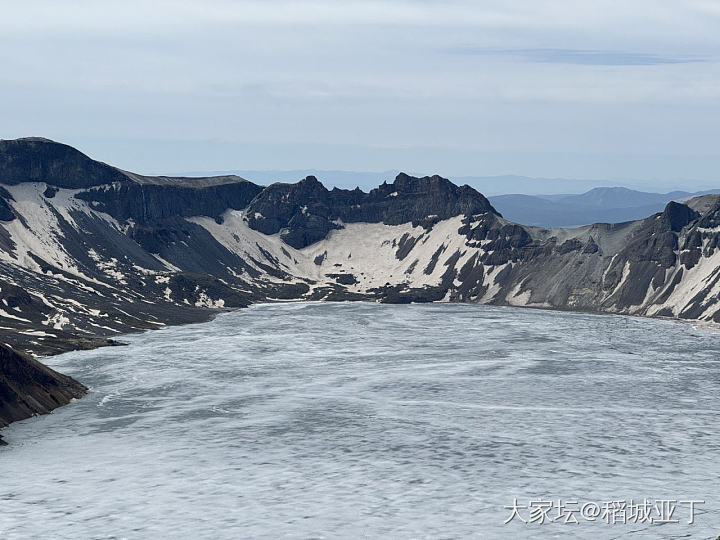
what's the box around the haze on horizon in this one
[2,1,720,191]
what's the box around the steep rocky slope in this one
[1,137,720,437]
[0,343,86,445]
[0,137,719,356]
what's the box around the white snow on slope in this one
[2,183,122,287]
[649,244,720,319]
[1,179,720,325]
[190,212,485,292]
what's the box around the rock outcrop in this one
[245,173,498,248]
[0,137,129,189]
[76,180,262,224]
[0,343,87,445]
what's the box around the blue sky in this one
[2,1,720,188]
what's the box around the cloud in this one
[449,48,708,66]
[1,0,719,180]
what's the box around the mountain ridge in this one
[2,137,720,441]
[0,137,252,189]
[178,168,720,196]
[490,187,720,227]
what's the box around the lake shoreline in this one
[2,296,717,445]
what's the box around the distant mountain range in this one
[179,169,400,192]
[489,187,720,228]
[179,169,720,197]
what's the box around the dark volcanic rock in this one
[369,173,499,226]
[582,237,600,254]
[246,173,499,248]
[661,201,698,232]
[0,138,129,189]
[0,344,87,445]
[596,205,699,310]
[557,238,583,254]
[0,186,16,221]
[374,284,448,304]
[0,138,263,199]
[244,176,342,248]
[424,244,447,275]
[0,197,15,222]
[326,273,358,285]
[395,232,420,260]
[76,181,262,224]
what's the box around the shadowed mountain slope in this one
[2,137,720,440]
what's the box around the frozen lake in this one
[1,302,718,539]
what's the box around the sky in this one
[2,1,720,189]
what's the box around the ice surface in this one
[1,303,719,539]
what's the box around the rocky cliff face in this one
[2,137,720,438]
[0,138,130,189]
[245,173,498,248]
[76,180,262,224]
[0,343,87,445]
[0,136,717,352]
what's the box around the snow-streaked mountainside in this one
[2,136,720,438]
[0,138,720,360]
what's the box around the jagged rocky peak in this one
[659,200,699,232]
[246,172,500,248]
[244,175,345,247]
[389,172,463,192]
[374,172,500,223]
[300,174,324,186]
